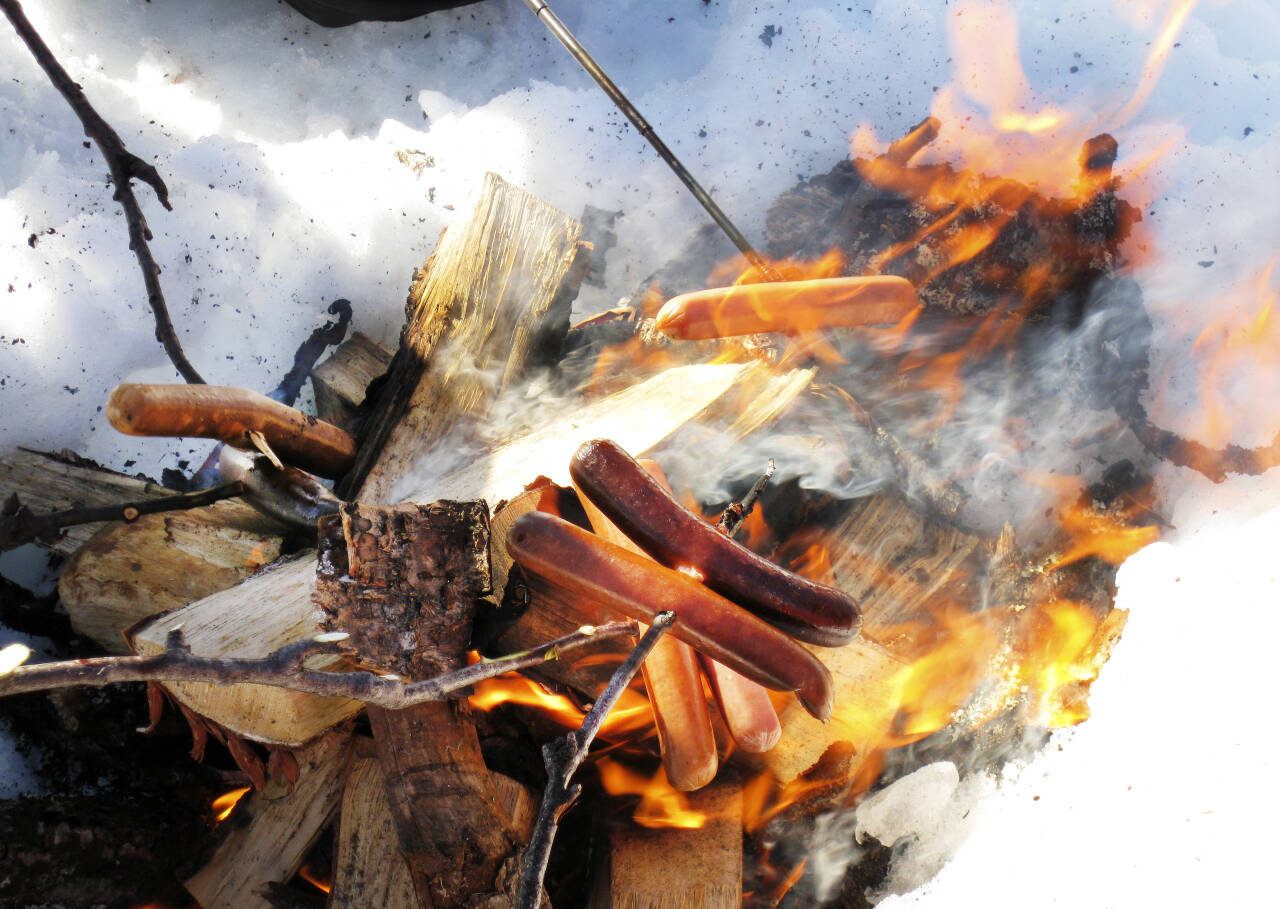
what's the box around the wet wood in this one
[58,499,284,653]
[185,728,352,909]
[314,500,515,908]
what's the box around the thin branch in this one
[717,458,775,538]
[0,621,640,707]
[0,0,205,383]
[516,611,675,909]
[0,481,247,553]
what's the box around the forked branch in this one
[0,0,205,383]
[0,621,640,707]
[517,611,675,909]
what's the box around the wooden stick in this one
[0,622,639,706]
[0,0,204,383]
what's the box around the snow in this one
[1,0,1278,903]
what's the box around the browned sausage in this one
[653,275,918,340]
[107,384,356,478]
[575,471,719,790]
[506,511,833,721]
[570,440,860,646]
[699,656,782,753]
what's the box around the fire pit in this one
[1,2,1277,908]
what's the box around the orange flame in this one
[298,863,332,894]
[212,786,250,823]
[468,672,656,740]
[596,758,708,829]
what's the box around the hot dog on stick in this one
[107,383,356,478]
[654,275,918,340]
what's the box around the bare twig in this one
[0,481,247,553]
[0,621,640,706]
[717,458,775,539]
[0,0,205,383]
[516,611,674,909]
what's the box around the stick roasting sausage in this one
[506,511,833,721]
[107,383,357,478]
[653,275,918,340]
[570,440,861,646]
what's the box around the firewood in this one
[130,363,752,745]
[763,638,905,786]
[331,751,538,909]
[58,499,284,653]
[344,171,590,503]
[329,754,417,909]
[315,500,518,907]
[593,783,744,909]
[310,331,393,432]
[185,728,352,909]
[824,491,985,643]
[0,448,173,556]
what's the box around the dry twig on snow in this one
[0,0,205,383]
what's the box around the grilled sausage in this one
[653,275,918,340]
[570,440,860,646]
[107,383,356,478]
[576,470,718,790]
[506,511,833,721]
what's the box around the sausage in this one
[653,275,918,340]
[630,459,779,754]
[107,384,356,478]
[506,511,833,721]
[575,470,718,790]
[570,440,860,646]
[698,655,782,754]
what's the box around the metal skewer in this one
[522,0,781,281]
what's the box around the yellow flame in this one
[212,786,250,823]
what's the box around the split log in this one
[315,500,518,907]
[310,331,394,432]
[329,753,418,909]
[131,362,752,744]
[0,448,173,556]
[593,783,744,909]
[185,728,352,909]
[345,171,589,503]
[330,746,538,909]
[58,499,284,653]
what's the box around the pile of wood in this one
[0,162,1146,908]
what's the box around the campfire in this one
[2,1,1277,908]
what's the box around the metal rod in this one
[522,0,780,280]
